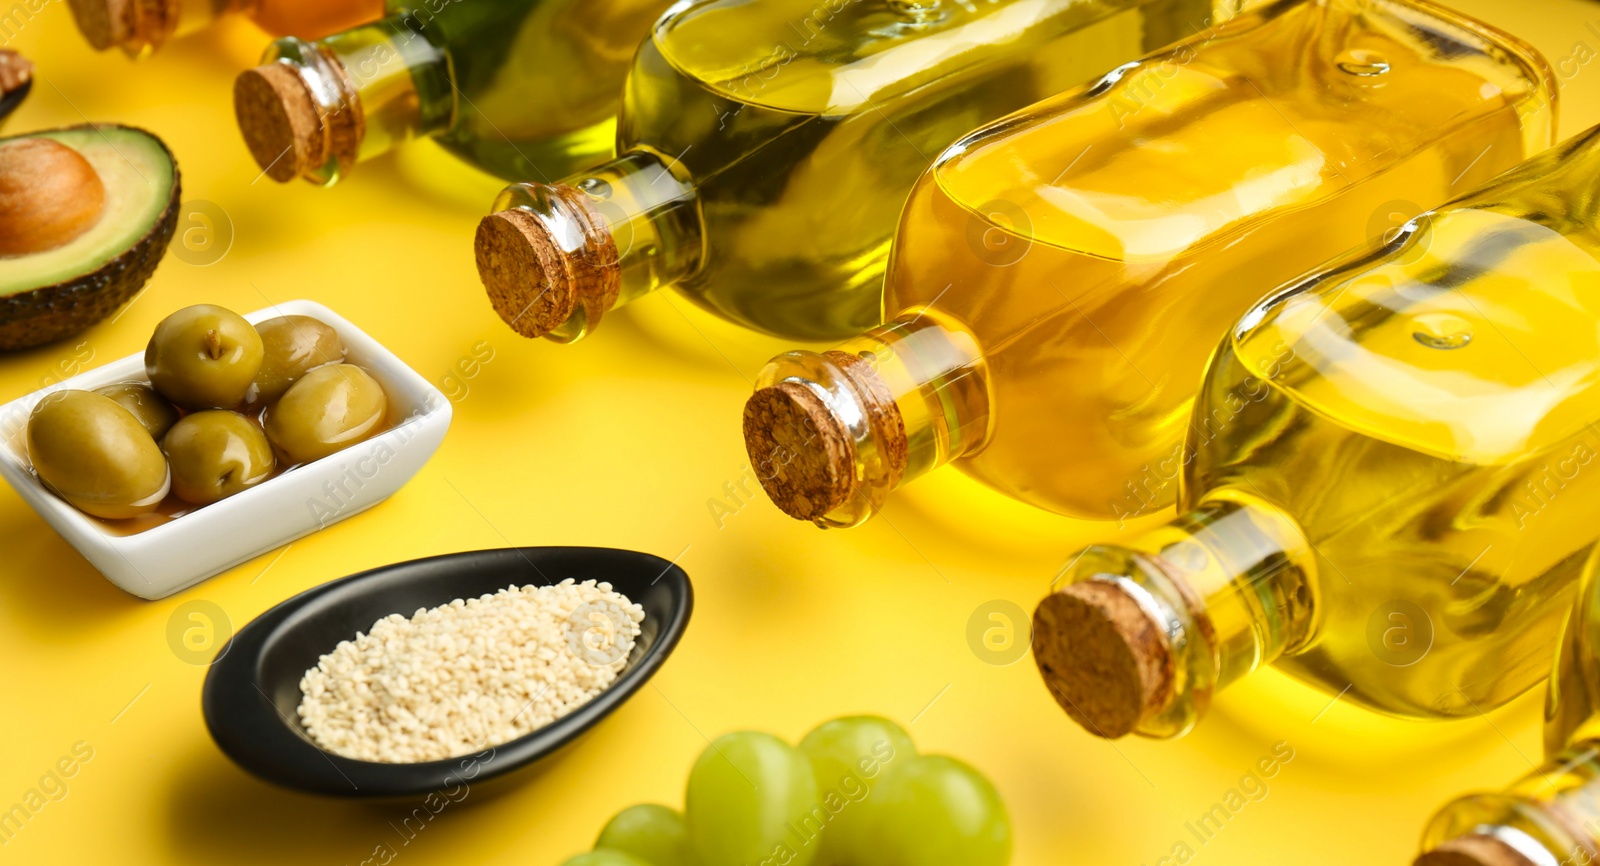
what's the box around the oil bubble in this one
[1336,49,1391,77]
[1412,312,1473,350]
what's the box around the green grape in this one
[559,850,654,866]
[863,755,1011,866]
[685,731,820,866]
[798,716,917,863]
[597,804,694,866]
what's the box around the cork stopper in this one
[744,382,855,520]
[476,188,621,339]
[1415,836,1537,866]
[234,64,323,183]
[66,0,131,50]
[1033,580,1173,739]
[744,350,908,522]
[66,0,177,52]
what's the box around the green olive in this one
[162,411,276,505]
[27,390,170,519]
[145,304,264,410]
[264,364,387,464]
[94,381,179,440]
[249,315,346,406]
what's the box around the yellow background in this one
[1,0,1597,862]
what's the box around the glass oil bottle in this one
[232,0,672,185]
[1026,123,1600,742]
[474,0,1221,344]
[741,0,1556,530]
[66,0,383,57]
[1418,541,1600,866]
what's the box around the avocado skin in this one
[0,125,180,351]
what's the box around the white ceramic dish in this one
[0,300,451,600]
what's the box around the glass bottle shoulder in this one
[928,0,1555,261]
[383,0,647,48]
[649,0,1152,115]
[1229,195,1600,466]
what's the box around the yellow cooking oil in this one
[249,0,673,185]
[479,0,1223,342]
[1420,541,1600,864]
[1037,124,1600,742]
[744,0,1556,530]
[69,0,381,57]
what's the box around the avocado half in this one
[0,124,179,350]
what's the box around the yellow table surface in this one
[2,1,1598,862]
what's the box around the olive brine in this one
[24,304,390,529]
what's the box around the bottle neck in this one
[743,312,989,528]
[1032,492,1316,739]
[1418,742,1600,866]
[253,15,453,185]
[73,0,253,57]
[478,149,703,342]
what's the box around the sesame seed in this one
[296,579,644,763]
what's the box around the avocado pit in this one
[0,138,108,256]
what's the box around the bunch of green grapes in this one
[558,716,1010,866]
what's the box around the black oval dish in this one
[202,547,692,797]
[0,79,28,125]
